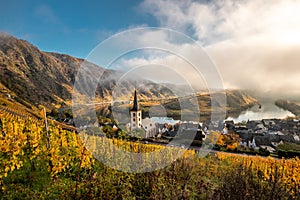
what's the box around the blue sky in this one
[0,0,157,58]
[1,0,300,95]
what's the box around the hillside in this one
[0,33,84,107]
[0,33,258,120]
[275,99,300,117]
[161,89,258,120]
[99,89,259,124]
[1,107,299,198]
[0,33,179,108]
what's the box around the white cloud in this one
[141,0,300,44]
[114,52,207,90]
[85,25,227,95]
[135,0,300,97]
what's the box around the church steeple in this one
[131,89,139,111]
[130,88,142,131]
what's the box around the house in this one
[151,117,180,125]
[222,127,228,134]
[246,120,262,129]
[278,134,296,143]
[224,120,235,131]
[236,129,253,143]
[271,140,284,148]
[142,117,156,138]
[254,129,266,135]
[293,134,300,142]
[248,137,258,149]
[242,136,259,150]
[225,120,234,126]
[260,145,276,153]
[256,123,266,131]
[240,141,248,148]
[253,136,272,147]
[262,119,276,127]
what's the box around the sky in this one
[0,0,157,58]
[1,0,300,97]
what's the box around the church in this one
[128,89,156,138]
[127,89,204,140]
[129,89,142,131]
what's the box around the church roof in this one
[130,89,139,111]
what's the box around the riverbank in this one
[226,102,295,123]
[275,99,300,117]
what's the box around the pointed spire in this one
[131,89,139,111]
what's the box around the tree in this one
[206,131,241,151]
[102,125,114,138]
[130,128,146,139]
[259,147,270,156]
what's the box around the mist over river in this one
[226,102,295,123]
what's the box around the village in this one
[95,89,300,157]
[224,118,300,153]
[50,87,300,159]
[124,115,300,154]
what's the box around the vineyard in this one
[0,107,300,199]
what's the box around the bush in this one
[278,149,300,158]
[259,147,270,156]
[277,142,300,158]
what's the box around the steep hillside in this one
[0,33,177,108]
[0,33,258,121]
[275,99,300,117]
[225,90,258,111]
[0,33,85,107]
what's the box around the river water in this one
[226,103,295,123]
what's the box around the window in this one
[133,113,136,117]
[138,113,140,116]
[133,118,136,122]
[139,123,141,126]
[139,118,141,121]
[133,124,135,127]
[150,124,152,126]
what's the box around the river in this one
[226,102,295,123]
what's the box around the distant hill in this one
[275,99,300,117]
[0,33,258,119]
[0,33,176,108]
[160,89,258,120]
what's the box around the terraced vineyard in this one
[0,106,299,199]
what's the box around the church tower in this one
[130,89,142,131]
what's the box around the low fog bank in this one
[236,89,300,104]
